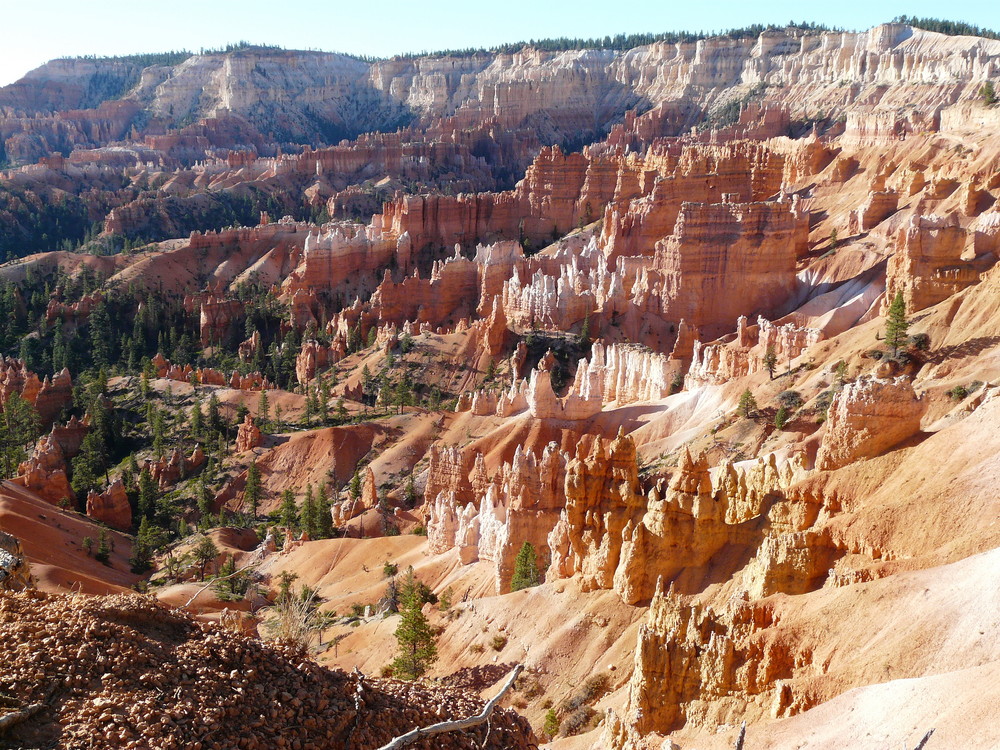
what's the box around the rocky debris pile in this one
[0,591,534,750]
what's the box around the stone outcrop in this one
[235,414,263,452]
[296,339,340,384]
[687,315,823,388]
[887,213,980,312]
[14,432,74,505]
[152,353,273,391]
[816,376,927,471]
[145,447,206,489]
[427,444,567,593]
[199,296,245,348]
[848,189,899,233]
[546,429,644,591]
[651,196,808,336]
[0,532,32,591]
[12,416,89,505]
[0,358,73,427]
[85,480,132,530]
[544,439,818,605]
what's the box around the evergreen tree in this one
[129,516,154,573]
[315,484,332,538]
[510,541,541,592]
[349,468,362,500]
[543,708,560,740]
[301,484,318,537]
[207,393,222,435]
[138,466,158,520]
[318,378,331,422]
[196,475,212,524]
[0,395,40,479]
[190,396,203,439]
[982,80,998,105]
[774,406,788,430]
[304,386,316,426]
[885,291,909,356]
[192,535,219,580]
[244,462,262,520]
[70,431,108,495]
[95,528,111,565]
[89,300,113,369]
[257,390,270,430]
[152,408,167,458]
[578,311,591,345]
[391,567,438,680]
[763,345,778,380]
[279,489,298,530]
[738,389,758,419]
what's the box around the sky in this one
[2,0,999,86]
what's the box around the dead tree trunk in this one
[377,664,524,750]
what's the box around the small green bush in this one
[777,390,803,409]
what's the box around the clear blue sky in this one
[3,0,999,86]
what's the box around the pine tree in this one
[510,541,541,592]
[391,567,438,680]
[129,517,154,573]
[404,476,417,507]
[207,393,222,435]
[738,389,758,419]
[152,408,167,458]
[244,462,262,520]
[301,484,318,537]
[318,378,331,422]
[0,394,40,479]
[257,390,270,430]
[89,300,113,369]
[190,396,203,438]
[774,406,788,430]
[349,469,362,500]
[763,345,778,380]
[885,291,909,356]
[279,489,298,531]
[543,708,560,739]
[138,466,158,520]
[193,535,219,580]
[315,484,333,538]
[95,528,111,565]
[982,80,997,105]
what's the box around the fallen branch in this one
[377,664,524,750]
[734,720,746,750]
[0,703,46,735]
[910,729,935,750]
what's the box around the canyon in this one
[1,20,1000,750]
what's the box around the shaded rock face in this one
[13,416,90,506]
[0,532,32,591]
[816,376,927,471]
[85,480,132,531]
[0,357,73,427]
